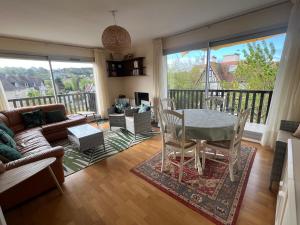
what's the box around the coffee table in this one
[67,124,105,164]
[0,157,63,225]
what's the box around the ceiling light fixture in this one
[101,10,131,53]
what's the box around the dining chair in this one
[201,108,250,182]
[160,98,176,110]
[205,96,226,111]
[159,109,201,182]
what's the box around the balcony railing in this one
[8,92,97,114]
[168,89,273,124]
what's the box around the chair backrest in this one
[205,96,226,111]
[232,108,251,148]
[160,98,176,111]
[115,98,130,106]
[161,109,185,146]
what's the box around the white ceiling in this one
[0,0,284,47]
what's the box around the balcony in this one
[8,92,97,114]
[168,89,273,124]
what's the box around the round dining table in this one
[175,109,237,141]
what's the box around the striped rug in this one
[52,128,155,176]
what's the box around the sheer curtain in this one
[0,81,9,111]
[153,38,168,120]
[261,0,300,148]
[93,49,110,118]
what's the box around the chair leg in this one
[229,164,235,182]
[178,151,184,182]
[161,146,166,172]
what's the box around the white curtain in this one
[153,38,168,119]
[93,49,110,118]
[261,0,300,148]
[0,80,9,111]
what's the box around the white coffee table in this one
[67,124,105,163]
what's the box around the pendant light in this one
[101,10,131,53]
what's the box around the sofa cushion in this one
[42,116,85,134]
[0,144,22,161]
[0,130,16,149]
[45,110,66,124]
[277,130,297,143]
[0,123,14,137]
[14,129,51,154]
[21,109,45,128]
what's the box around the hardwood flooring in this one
[4,129,277,225]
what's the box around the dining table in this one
[175,109,237,174]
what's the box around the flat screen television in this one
[135,92,149,106]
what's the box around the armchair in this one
[125,108,152,138]
[269,120,300,189]
[107,98,130,130]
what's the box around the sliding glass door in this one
[166,33,286,124]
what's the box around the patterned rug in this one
[131,146,256,225]
[52,128,155,176]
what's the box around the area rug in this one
[52,128,154,176]
[131,146,256,225]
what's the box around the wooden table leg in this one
[0,206,7,225]
[47,166,64,194]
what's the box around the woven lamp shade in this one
[101,25,131,53]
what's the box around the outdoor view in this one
[0,58,96,113]
[167,33,286,123]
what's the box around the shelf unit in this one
[107,57,145,77]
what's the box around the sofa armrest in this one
[5,146,64,170]
[280,120,300,133]
[133,110,151,121]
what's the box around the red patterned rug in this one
[131,146,256,225]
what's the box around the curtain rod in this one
[163,0,290,39]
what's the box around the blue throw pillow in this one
[0,143,21,161]
[0,130,16,149]
[138,104,151,113]
[0,123,14,137]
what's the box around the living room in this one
[0,0,300,225]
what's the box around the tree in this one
[27,89,40,97]
[234,41,278,90]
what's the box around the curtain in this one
[261,0,300,148]
[153,38,168,120]
[0,80,9,111]
[93,49,110,118]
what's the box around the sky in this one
[0,58,93,69]
[167,33,286,66]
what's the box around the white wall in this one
[106,40,154,105]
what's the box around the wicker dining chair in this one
[205,96,226,111]
[160,98,176,110]
[159,109,201,182]
[201,108,250,182]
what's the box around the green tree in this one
[27,89,40,97]
[234,41,278,90]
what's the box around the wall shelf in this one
[107,57,145,77]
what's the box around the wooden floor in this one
[4,127,277,225]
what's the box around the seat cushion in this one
[14,129,51,155]
[41,116,85,134]
[277,130,296,143]
[165,139,197,149]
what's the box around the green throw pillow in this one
[21,109,45,128]
[0,123,14,137]
[0,130,16,149]
[45,110,66,124]
[0,143,21,161]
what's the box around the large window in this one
[51,61,94,94]
[167,33,286,124]
[0,57,96,113]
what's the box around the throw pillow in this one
[0,143,22,161]
[21,109,45,128]
[45,110,66,124]
[293,124,300,138]
[0,130,17,149]
[138,104,151,113]
[115,102,130,114]
[0,123,14,137]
